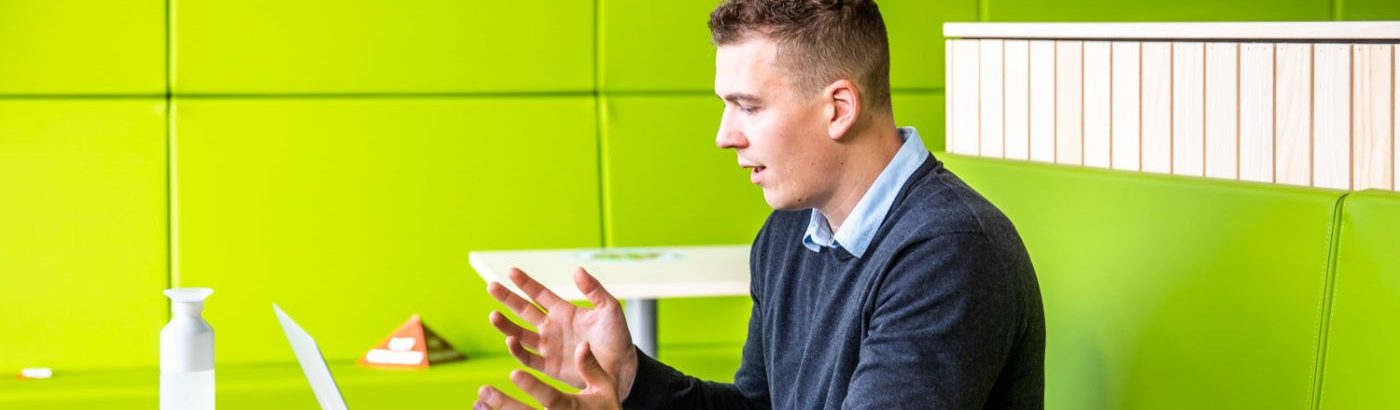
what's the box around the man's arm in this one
[842,232,1027,409]
[619,296,770,410]
[620,219,775,410]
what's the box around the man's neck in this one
[817,124,903,233]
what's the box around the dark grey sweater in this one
[622,154,1045,409]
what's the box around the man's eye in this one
[740,106,758,114]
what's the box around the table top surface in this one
[469,245,751,301]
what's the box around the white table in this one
[469,245,751,356]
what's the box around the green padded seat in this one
[1317,190,1400,409]
[939,154,1344,410]
[0,347,743,409]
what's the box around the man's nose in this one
[716,112,747,149]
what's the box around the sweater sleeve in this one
[841,232,1024,409]
[618,303,771,410]
[619,215,778,410]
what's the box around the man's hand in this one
[474,342,621,410]
[486,267,639,400]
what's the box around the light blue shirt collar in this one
[802,126,929,257]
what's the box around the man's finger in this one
[576,341,616,391]
[510,369,569,409]
[489,311,541,350]
[505,337,548,372]
[488,281,547,325]
[508,267,569,309]
[574,267,618,309]
[475,385,534,410]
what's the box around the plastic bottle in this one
[161,288,215,410]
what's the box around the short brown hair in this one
[709,0,891,111]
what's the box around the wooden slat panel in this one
[1056,41,1084,165]
[1353,44,1394,190]
[1142,42,1173,174]
[946,39,954,152]
[1112,42,1141,171]
[951,39,981,155]
[1173,42,1206,176]
[1030,40,1056,163]
[1276,43,1312,186]
[1240,43,1275,183]
[1314,43,1351,190]
[1206,43,1240,180]
[1005,40,1031,160]
[980,39,1005,158]
[1084,41,1112,168]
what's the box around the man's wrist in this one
[616,345,640,401]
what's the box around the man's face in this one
[714,38,839,211]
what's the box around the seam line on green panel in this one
[1308,192,1347,410]
[595,0,609,248]
[165,0,175,300]
[165,91,598,99]
[0,94,167,99]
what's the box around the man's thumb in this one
[576,342,615,390]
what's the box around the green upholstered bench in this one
[1315,189,1400,409]
[0,347,742,409]
[939,154,1345,409]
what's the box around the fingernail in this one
[474,401,489,410]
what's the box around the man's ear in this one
[824,79,860,141]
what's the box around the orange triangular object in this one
[357,314,466,369]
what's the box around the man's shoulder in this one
[876,158,1025,257]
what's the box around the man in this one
[474,0,1044,408]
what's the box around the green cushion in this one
[173,0,594,94]
[172,97,601,364]
[0,348,741,409]
[0,100,167,371]
[939,154,1344,409]
[0,1,164,94]
[1317,190,1400,409]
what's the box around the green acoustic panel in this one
[939,155,1342,410]
[0,99,167,371]
[601,95,769,348]
[1338,0,1400,20]
[0,1,165,94]
[173,0,594,94]
[983,0,1331,21]
[883,0,977,90]
[600,0,974,91]
[173,97,600,364]
[892,91,945,152]
[1317,190,1400,409]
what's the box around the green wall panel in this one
[892,91,946,152]
[600,0,975,92]
[0,99,167,371]
[1338,0,1400,20]
[941,155,1340,410]
[173,0,594,94]
[601,95,767,353]
[1317,190,1400,409]
[0,1,165,94]
[173,97,601,364]
[983,0,1332,21]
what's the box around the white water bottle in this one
[161,288,216,410]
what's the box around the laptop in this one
[273,304,351,410]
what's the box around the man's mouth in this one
[748,165,766,184]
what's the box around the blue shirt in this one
[802,126,930,257]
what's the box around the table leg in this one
[624,298,657,357]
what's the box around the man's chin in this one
[761,192,807,212]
